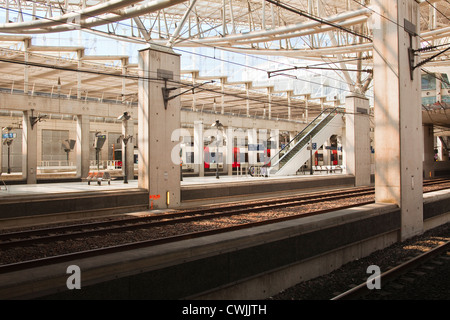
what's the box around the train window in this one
[185,152,194,164]
[421,73,436,90]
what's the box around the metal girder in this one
[0,0,446,70]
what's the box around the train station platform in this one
[3,188,450,300]
[181,173,355,204]
[0,172,355,228]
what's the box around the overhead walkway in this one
[261,107,345,176]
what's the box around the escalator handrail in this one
[248,106,341,176]
[267,106,340,168]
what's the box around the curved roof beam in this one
[0,0,188,33]
[174,16,369,47]
[0,0,143,31]
[222,43,373,58]
[172,8,370,45]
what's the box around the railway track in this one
[331,239,450,300]
[0,187,375,248]
[1,178,449,274]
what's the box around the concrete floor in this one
[0,171,346,199]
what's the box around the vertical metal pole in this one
[124,142,128,183]
[7,144,11,174]
[309,135,313,175]
[216,127,219,179]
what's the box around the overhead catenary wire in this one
[0,55,316,114]
[0,1,441,118]
[0,4,370,100]
[264,0,372,42]
[425,0,450,22]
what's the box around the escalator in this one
[250,107,344,177]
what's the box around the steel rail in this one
[1,178,448,248]
[331,240,450,300]
[0,187,376,248]
[0,200,374,274]
[1,179,449,274]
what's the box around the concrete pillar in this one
[304,98,309,122]
[121,58,128,103]
[138,45,181,209]
[194,121,204,177]
[24,39,30,95]
[76,114,90,179]
[77,50,83,100]
[436,137,442,161]
[122,116,135,181]
[269,129,278,166]
[220,78,225,115]
[423,124,435,179]
[22,110,37,184]
[248,128,257,166]
[287,91,292,121]
[323,140,329,166]
[373,0,423,240]
[437,137,449,161]
[337,135,343,166]
[289,131,296,143]
[245,83,250,117]
[226,126,233,176]
[345,95,371,186]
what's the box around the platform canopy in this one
[0,0,449,126]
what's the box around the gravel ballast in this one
[269,222,450,300]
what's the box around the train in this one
[179,142,340,173]
[111,148,139,169]
[421,72,450,108]
[180,143,272,172]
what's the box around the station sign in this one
[307,143,317,150]
[2,133,16,139]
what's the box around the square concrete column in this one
[269,129,279,166]
[373,0,423,240]
[194,120,204,177]
[138,45,181,209]
[122,115,135,182]
[226,126,234,176]
[437,137,449,161]
[248,128,258,166]
[259,129,268,165]
[22,110,37,184]
[423,125,435,179]
[345,95,371,186]
[76,114,90,179]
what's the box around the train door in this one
[332,150,338,165]
[204,146,210,169]
[233,147,240,168]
